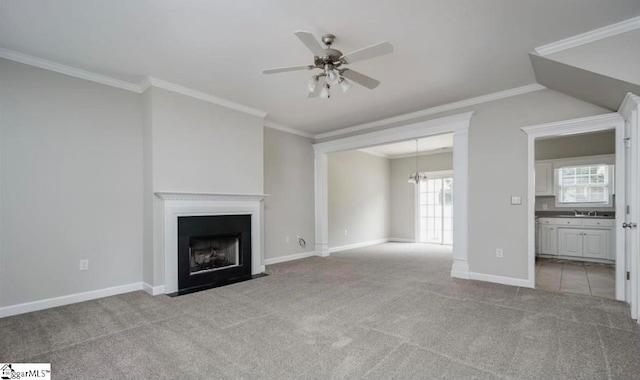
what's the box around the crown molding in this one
[0,48,269,119]
[143,77,267,118]
[389,147,453,159]
[264,120,315,139]
[358,147,453,160]
[521,113,624,136]
[357,148,390,159]
[315,83,545,140]
[618,92,640,119]
[0,48,143,93]
[534,16,640,56]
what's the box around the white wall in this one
[263,127,315,259]
[390,152,453,240]
[328,151,390,248]
[0,59,144,307]
[142,86,265,286]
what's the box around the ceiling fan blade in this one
[294,31,326,57]
[340,42,393,64]
[308,76,326,98]
[341,69,380,89]
[262,65,312,74]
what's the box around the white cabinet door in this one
[582,229,610,260]
[535,162,553,196]
[558,228,583,257]
[535,223,541,254]
[540,225,557,255]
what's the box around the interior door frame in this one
[414,170,454,244]
[522,113,626,299]
[619,93,640,319]
[313,112,473,279]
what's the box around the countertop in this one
[535,211,615,220]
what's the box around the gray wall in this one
[547,29,640,86]
[148,87,264,194]
[328,151,390,248]
[263,128,315,259]
[535,130,615,160]
[390,152,453,240]
[0,59,144,307]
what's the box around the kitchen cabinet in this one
[535,162,554,196]
[536,217,614,262]
[558,228,611,260]
[539,225,557,255]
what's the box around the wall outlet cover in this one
[495,249,503,258]
[511,196,522,205]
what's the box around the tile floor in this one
[535,257,615,299]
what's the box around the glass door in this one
[418,176,453,244]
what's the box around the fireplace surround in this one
[157,192,267,295]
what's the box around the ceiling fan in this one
[262,31,394,99]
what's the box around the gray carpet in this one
[1,243,639,379]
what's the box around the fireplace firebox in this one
[177,214,252,294]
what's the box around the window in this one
[418,176,453,244]
[555,164,613,207]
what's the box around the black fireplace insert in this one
[177,214,252,294]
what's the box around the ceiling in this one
[2,1,639,135]
[360,134,453,158]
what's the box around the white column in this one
[451,125,470,278]
[314,152,329,256]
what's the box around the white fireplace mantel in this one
[156,191,268,294]
[155,191,269,202]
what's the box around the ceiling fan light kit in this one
[263,31,393,99]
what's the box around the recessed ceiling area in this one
[1,1,639,134]
[360,134,453,159]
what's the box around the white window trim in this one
[553,163,615,208]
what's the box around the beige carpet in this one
[1,243,639,379]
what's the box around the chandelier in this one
[408,139,427,184]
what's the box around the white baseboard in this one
[143,283,165,296]
[469,272,532,288]
[388,237,416,243]
[0,282,144,318]
[328,238,389,254]
[263,251,318,265]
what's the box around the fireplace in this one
[177,214,252,294]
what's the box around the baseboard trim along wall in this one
[328,238,389,254]
[388,237,416,243]
[263,251,318,265]
[143,283,166,296]
[0,282,145,318]
[468,272,532,288]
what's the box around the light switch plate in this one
[511,196,522,205]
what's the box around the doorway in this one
[523,113,627,301]
[418,173,453,245]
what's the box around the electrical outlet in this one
[542,203,548,210]
[79,259,89,271]
[344,229,348,236]
[495,249,503,258]
[285,236,290,244]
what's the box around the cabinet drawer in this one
[556,219,583,226]
[583,219,615,227]
[538,218,556,225]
